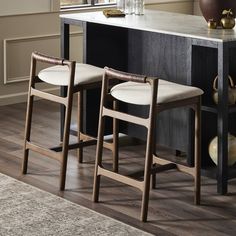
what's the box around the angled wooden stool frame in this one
[22,52,117,190]
[93,67,201,222]
[93,68,158,221]
[152,95,201,206]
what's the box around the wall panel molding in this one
[3,31,83,85]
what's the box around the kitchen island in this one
[60,10,236,194]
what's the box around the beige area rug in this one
[0,173,152,236]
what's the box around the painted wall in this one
[146,0,193,14]
[0,0,59,16]
[0,0,194,106]
[193,0,201,15]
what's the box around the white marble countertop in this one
[60,10,236,42]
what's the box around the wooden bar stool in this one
[93,67,203,222]
[22,52,116,190]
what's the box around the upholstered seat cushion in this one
[38,63,104,86]
[110,80,203,105]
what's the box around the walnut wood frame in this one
[22,52,116,190]
[93,67,201,222]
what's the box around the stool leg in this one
[93,77,107,202]
[22,92,34,174]
[60,89,73,191]
[151,128,157,189]
[93,114,105,202]
[141,127,155,222]
[112,100,119,172]
[22,56,36,175]
[141,79,157,222]
[194,97,201,205]
[151,163,157,189]
[77,90,83,163]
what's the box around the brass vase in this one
[212,75,236,105]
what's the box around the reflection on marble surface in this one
[61,10,236,42]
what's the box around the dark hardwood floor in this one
[0,100,236,236]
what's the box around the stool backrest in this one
[102,67,159,108]
[29,52,76,89]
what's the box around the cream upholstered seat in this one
[22,52,119,192]
[111,80,203,105]
[38,63,104,86]
[93,67,203,222]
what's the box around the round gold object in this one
[212,75,236,104]
[209,134,236,166]
[221,17,235,29]
[208,20,217,29]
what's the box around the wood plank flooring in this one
[0,100,236,235]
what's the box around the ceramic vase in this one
[199,0,236,25]
[209,133,236,166]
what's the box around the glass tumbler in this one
[134,0,144,15]
[117,0,125,12]
[125,0,134,15]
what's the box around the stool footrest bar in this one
[153,155,195,176]
[26,141,61,161]
[50,139,97,152]
[70,131,114,151]
[151,163,177,174]
[97,166,144,191]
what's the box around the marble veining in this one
[60,10,236,42]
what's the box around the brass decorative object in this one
[221,9,235,29]
[103,9,125,18]
[212,75,236,104]
[208,19,217,29]
[209,133,236,166]
[199,0,236,26]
